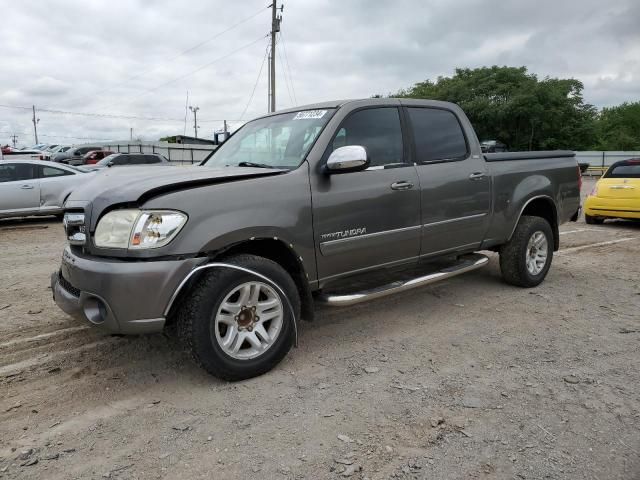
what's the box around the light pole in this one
[189,106,200,138]
[32,105,40,144]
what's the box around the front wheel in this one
[176,254,299,381]
[499,216,553,288]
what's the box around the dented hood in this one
[69,165,286,202]
[67,165,286,217]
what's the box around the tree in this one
[593,102,640,151]
[393,66,597,151]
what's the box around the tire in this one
[585,214,604,225]
[176,254,300,381]
[499,216,554,288]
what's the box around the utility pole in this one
[32,105,39,144]
[189,106,200,138]
[10,134,18,148]
[130,127,133,141]
[269,2,283,113]
[223,120,228,135]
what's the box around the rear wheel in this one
[176,254,299,381]
[499,216,553,288]
[585,214,604,225]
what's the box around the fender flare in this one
[163,262,299,347]
[508,194,559,249]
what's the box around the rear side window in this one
[144,155,162,164]
[111,155,130,165]
[605,162,640,178]
[329,107,404,168]
[407,108,468,162]
[40,166,73,178]
[0,163,36,182]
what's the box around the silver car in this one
[0,160,93,219]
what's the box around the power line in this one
[279,31,298,105]
[0,103,239,123]
[239,42,270,120]
[276,37,294,107]
[109,34,269,109]
[55,7,269,109]
[0,128,114,141]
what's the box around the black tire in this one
[499,216,554,288]
[176,254,299,381]
[585,214,604,225]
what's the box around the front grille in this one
[58,271,81,298]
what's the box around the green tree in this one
[393,66,597,151]
[593,102,640,150]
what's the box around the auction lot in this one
[0,177,638,480]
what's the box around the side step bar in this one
[317,253,489,307]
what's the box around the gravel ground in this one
[0,177,638,480]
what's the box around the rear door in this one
[0,163,40,213]
[406,106,491,257]
[37,164,76,211]
[311,105,421,282]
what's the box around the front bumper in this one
[51,246,203,334]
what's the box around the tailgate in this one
[597,178,640,199]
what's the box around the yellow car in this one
[584,158,640,224]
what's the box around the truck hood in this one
[67,165,287,214]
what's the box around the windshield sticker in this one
[293,110,327,120]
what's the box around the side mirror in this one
[107,161,114,167]
[325,145,369,174]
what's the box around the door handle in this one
[390,181,414,191]
[469,172,486,181]
[20,184,35,189]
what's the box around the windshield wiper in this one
[236,161,273,169]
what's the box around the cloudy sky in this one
[1,0,638,146]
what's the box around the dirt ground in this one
[1,177,638,480]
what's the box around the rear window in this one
[604,161,640,178]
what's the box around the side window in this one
[330,108,404,167]
[40,166,73,178]
[0,163,36,182]
[407,108,468,162]
[145,155,161,164]
[0,163,17,182]
[112,155,129,165]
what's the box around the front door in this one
[0,162,40,214]
[405,106,491,257]
[311,106,421,283]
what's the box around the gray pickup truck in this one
[51,99,581,380]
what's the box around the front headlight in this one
[94,209,187,249]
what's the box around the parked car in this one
[0,148,45,161]
[40,145,72,160]
[584,158,640,224]
[0,160,94,219]
[51,98,581,381]
[82,150,114,165]
[24,143,49,152]
[52,146,102,165]
[81,153,170,170]
[480,140,508,153]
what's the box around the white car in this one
[0,160,94,219]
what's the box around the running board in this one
[317,253,489,307]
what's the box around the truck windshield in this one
[203,109,334,169]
